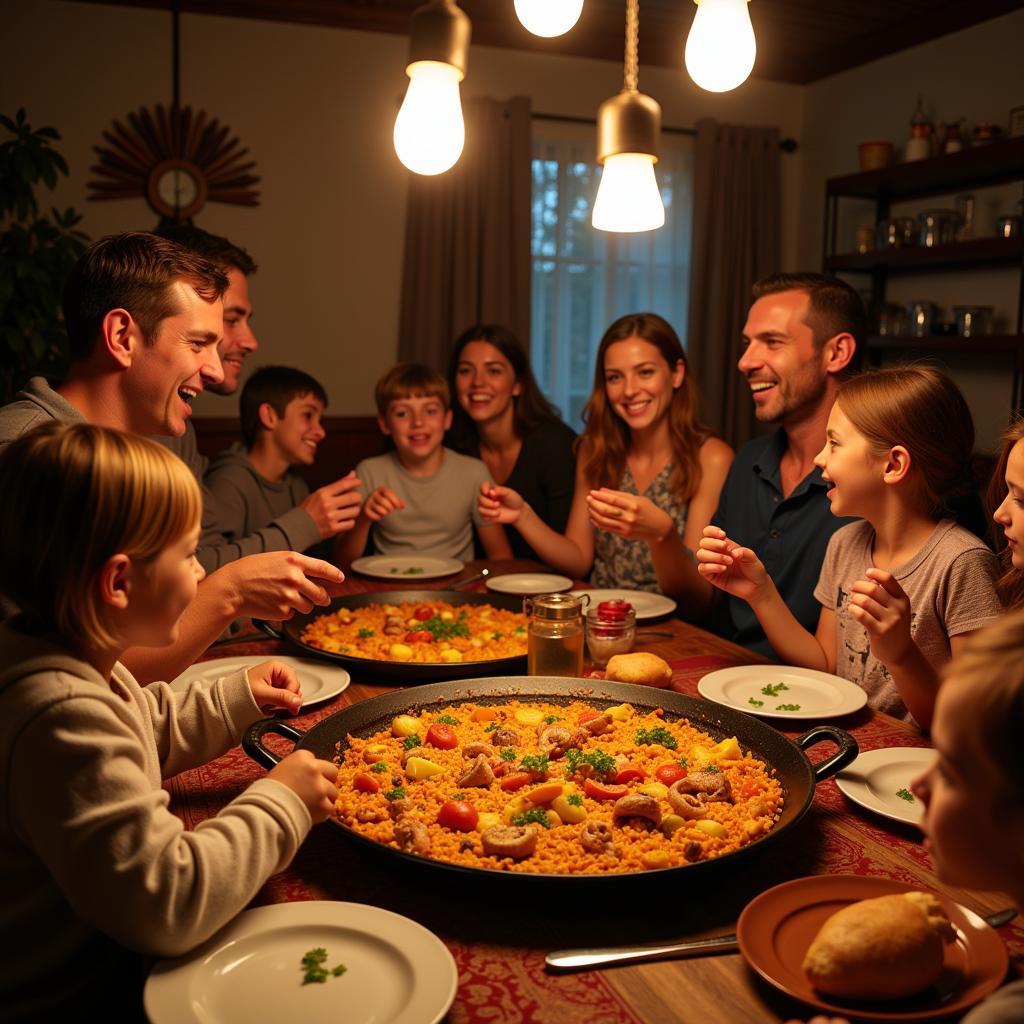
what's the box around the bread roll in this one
[802,892,955,1000]
[604,651,672,687]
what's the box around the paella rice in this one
[334,699,784,875]
[301,600,528,664]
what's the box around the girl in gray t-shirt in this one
[697,367,1001,728]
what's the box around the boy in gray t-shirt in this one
[335,363,512,564]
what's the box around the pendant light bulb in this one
[514,0,584,38]
[593,153,664,233]
[394,61,466,175]
[684,0,756,93]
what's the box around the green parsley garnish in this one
[420,611,471,642]
[302,947,329,984]
[512,808,552,829]
[896,787,915,802]
[402,735,421,750]
[484,723,498,733]
[678,756,689,768]
[514,625,527,634]
[635,726,678,750]
[389,566,424,575]
[748,697,765,708]
[703,763,721,773]
[332,964,348,977]
[775,703,801,712]
[436,714,460,725]
[567,793,583,807]
[565,747,617,777]
[492,632,503,640]
[500,748,517,761]
[519,753,550,773]
[357,627,374,639]
[761,682,789,697]
[369,761,388,773]
[543,715,563,724]
[452,792,466,800]
[384,787,406,801]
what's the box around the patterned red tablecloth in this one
[166,650,1023,1023]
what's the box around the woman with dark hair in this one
[480,313,733,602]
[448,325,577,560]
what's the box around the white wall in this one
[4,0,804,416]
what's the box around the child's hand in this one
[696,526,770,602]
[217,552,345,621]
[267,749,339,824]
[478,482,527,525]
[248,660,303,715]
[849,568,914,665]
[586,488,674,542]
[364,486,404,522]
[300,471,362,539]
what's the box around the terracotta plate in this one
[736,875,1008,1022]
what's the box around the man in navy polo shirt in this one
[700,273,865,659]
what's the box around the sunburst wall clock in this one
[87,104,260,223]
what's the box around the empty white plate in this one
[350,555,464,580]
[569,588,677,621]
[697,665,868,721]
[486,572,573,595]
[835,747,933,826]
[145,901,457,1024]
[173,655,349,709]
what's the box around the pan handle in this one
[794,726,859,783]
[252,618,285,641]
[243,718,305,770]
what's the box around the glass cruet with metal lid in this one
[524,592,590,677]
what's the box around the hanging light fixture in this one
[393,0,472,175]
[514,0,584,38]
[592,0,664,233]
[684,0,756,93]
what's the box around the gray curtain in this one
[398,96,532,368]
[687,118,780,448]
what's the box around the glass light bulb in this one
[514,0,584,37]
[684,0,756,93]
[592,153,665,233]
[393,61,466,175]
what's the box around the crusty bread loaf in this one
[604,651,672,687]
[802,892,955,1000]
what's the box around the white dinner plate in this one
[835,747,933,827]
[350,555,464,580]
[172,656,349,709]
[697,665,868,721]
[569,588,677,621]
[485,572,573,595]
[144,901,457,1024]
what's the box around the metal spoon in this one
[545,906,1018,972]
[451,568,490,589]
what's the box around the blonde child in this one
[697,366,1002,728]
[479,313,733,601]
[990,417,1024,609]
[0,423,338,1019]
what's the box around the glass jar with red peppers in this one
[585,600,636,667]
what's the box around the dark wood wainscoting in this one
[191,416,386,491]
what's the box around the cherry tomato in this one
[490,759,508,777]
[353,773,381,794]
[436,799,478,832]
[655,764,688,787]
[583,779,629,801]
[739,780,762,800]
[404,630,434,644]
[499,772,532,792]
[414,606,434,621]
[425,724,458,749]
[613,765,644,785]
[578,709,601,724]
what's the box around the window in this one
[530,119,694,426]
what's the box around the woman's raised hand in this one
[478,482,528,525]
[585,488,674,542]
[696,525,770,602]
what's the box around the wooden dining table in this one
[166,559,1024,1023]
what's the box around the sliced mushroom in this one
[667,782,706,820]
[456,753,496,788]
[481,825,538,859]
[490,727,519,748]
[677,769,732,803]
[538,724,580,758]
[387,798,416,820]
[581,712,613,736]
[393,816,430,855]
[611,793,663,828]
[461,742,496,760]
[579,820,617,857]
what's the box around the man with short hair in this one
[0,232,344,682]
[696,273,865,658]
[154,224,362,565]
